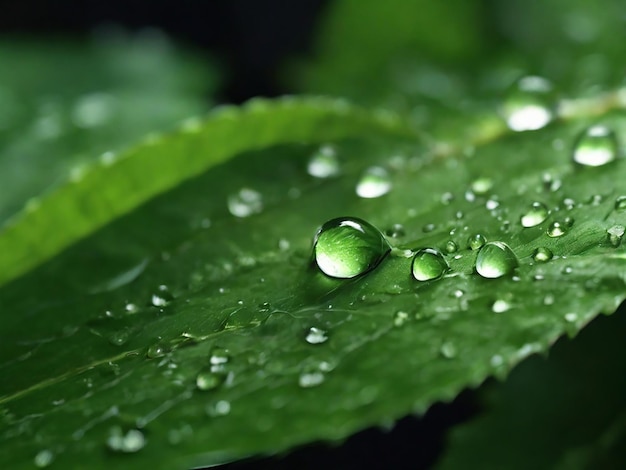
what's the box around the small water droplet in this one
[307,145,340,178]
[196,370,226,391]
[206,400,231,417]
[573,124,618,167]
[476,241,518,279]
[385,223,406,238]
[607,225,625,247]
[451,289,464,298]
[146,342,168,359]
[471,177,493,195]
[532,247,554,263]
[34,450,54,468]
[124,302,139,314]
[440,341,457,359]
[544,294,555,305]
[467,233,487,250]
[393,311,409,327]
[445,240,458,253]
[411,248,448,281]
[520,202,549,227]
[305,327,328,344]
[564,312,578,323]
[486,199,500,210]
[615,196,626,212]
[356,167,392,198]
[422,223,436,233]
[502,75,555,131]
[298,371,325,388]
[313,217,390,279]
[151,286,173,307]
[228,188,263,218]
[562,198,576,210]
[547,221,566,237]
[106,427,146,453]
[491,299,511,313]
[209,347,230,367]
[441,192,454,204]
[108,328,132,346]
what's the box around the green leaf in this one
[437,308,626,470]
[1,83,625,469]
[0,30,219,225]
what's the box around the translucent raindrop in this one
[34,450,54,468]
[356,167,392,198]
[614,196,626,212]
[106,427,146,453]
[195,370,226,391]
[393,311,409,327]
[227,188,263,218]
[471,177,493,195]
[305,327,328,344]
[491,299,511,313]
[445,240,458,253]
[532,247,553,263]
[547,221,566,237]
[385,223,406,238]
[411,248,448,281]
[502,75,555,131]
[313,217,390,279]
[476,241,519,279]
[146,342,168,359]
[440,341,457,359]
[298,371,325,388]
[307,145,340,178]
[520,202,549,227]
[467,233,487,250]
[572,124,618,167]
[607,225,625,247]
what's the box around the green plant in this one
[1,1,625,468]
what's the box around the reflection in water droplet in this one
[313,217,390,279]
[228,188,263,218]
[467,233,487,250]
[299,371,325,388]
[615,196,626,212]
[520,202,549,227]
[307,145,340,178]
[106,427,146,453]
[491,299,511,313]
[411,248,448,281]
[34,450,54,468]
[572,124,618,167]
[502,76,555,131]
[607,225,625,247]
[532,247,553,263]
[547,221,566,237]
[476,241,518,279]
[305,327,328,344]
[356,167,392,198]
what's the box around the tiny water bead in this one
[305,327,328,344]
[393,311,409,327]
[572,124,619,167]
[615,196,626,212]
[471,177,493,195]
[547,221,566,237]
[607,225,625,247]
[307,145,340,178]
[439,341,457,359]
[196,370,226,391]
[445,240,458,254]
[227,188,263,218]
[106,427,146,453]
[411,248,448,281]
[475,241,519,279]
[520,202,549,227]
[491,299,511,313]
[298,371,325,388]
[146,342,169,359]
[313,217,390,279]
[356,166,392,198]
[467,233,487,250]
[532,247,554,263]
[385,223,406,238]
[502,76,555,132]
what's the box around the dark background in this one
[0,1,479,468]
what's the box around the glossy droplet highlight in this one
[228,188,263,218]
[532,247,553,263]
[313,217,390,279]
[502,76,555,132]
[299,371,325,388]
[607,225,625,247]
[445,240,458,254]
[520,202,549,227]
[107,427,146,453]
[196,370,226,391]
[491,299,511,313]
[615,196,626,212]
[573,125,618,167]
[305,327,328,344]
[411,248,448,281]
[467,233,486,250]
[307,145,340,178]
[385,223,406,238]
[476,241,518,279]
[547,221,566,237]
[34,450,54,468]
[356,166,392,198]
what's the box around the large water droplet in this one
[411,248,448,281]
[228,188,263,218]
[313,217,390,279]
[106,427,146,453]
[532,247,553,263]
[476,241,518,279]
[572,124,618,167]
[607,225,625,247]
[307,145,340,178]
[520,202,549,227]
[356,167,392,198]
[502,76,555,131]
[305,327,328,344]
[467,233,487,250]
[547,221,567,237]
